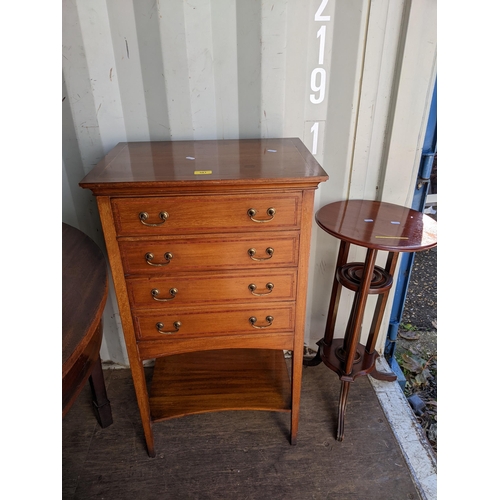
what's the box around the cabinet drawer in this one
[133,303,295,340]
[111,193,301,236]
[127,269,297,309]
[119,232,299,275]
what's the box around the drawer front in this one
[111,193,301,236]
[133,303,295,340]
[127,269,297,309]
[119,232,299,275]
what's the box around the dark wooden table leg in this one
[364,251,399,382]
[88,350,113,428]
[369,368,398,382]
[336,380,350,441]
[334,249,377,440]
[342,249,378,374]
[304,241,351,367]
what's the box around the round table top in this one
[315,200,437,252]
[62,223,108,376]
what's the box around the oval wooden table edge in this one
[62,223,113,427]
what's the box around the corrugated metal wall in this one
[62,0,436,366]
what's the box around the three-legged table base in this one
[309,199,437,442]
[305,339,396,440]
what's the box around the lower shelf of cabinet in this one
[149,348,292,422]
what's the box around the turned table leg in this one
[363,251,399,382]
[332,249,377,439]
[304,241,351,368]
[336,380,351,442]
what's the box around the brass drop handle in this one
[248,247,274,261]
[145,252,173,266]
[151,288,178,302]
[156,321,181,335]
[139,211,169,226]
[247,207,276,223]
[249,316,274,329]
[248,283,274,296]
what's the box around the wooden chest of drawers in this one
[80,138,328,456]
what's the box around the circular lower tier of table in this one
[318,339,378,380]
[337,262,393,294]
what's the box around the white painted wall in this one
[62,0,436,366]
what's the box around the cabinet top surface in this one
[316,200,437,252]
[80,138,328,194]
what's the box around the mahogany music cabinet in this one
[80,138,328,457]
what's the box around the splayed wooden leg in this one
[369,364,397,382]
[336,380,351,442]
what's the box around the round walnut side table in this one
[305,200,437,441]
